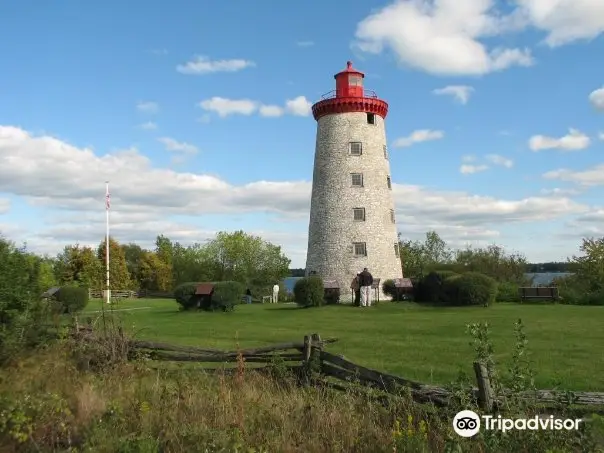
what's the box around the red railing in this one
[319,89,379,100]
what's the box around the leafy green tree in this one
[138,251,172,291]
[172,242,213,286]
[0,236,49,361]
[97,237,132,290]
[398,231,452,278]
[423,231,452,265]
[155,234,174,266]
[569,237,604,292]
[454,244,527,283]
[204,230,291,289]
[55,244,102,287]
[121,243,146,283]
[398,236,425,279]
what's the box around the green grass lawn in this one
[82,299,604,391]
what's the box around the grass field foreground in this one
[83,298,604,391]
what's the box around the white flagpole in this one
[105,181,111,304]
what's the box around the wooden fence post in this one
[302,335,312,364]
[311,333,322,369]
[473,361,494,411]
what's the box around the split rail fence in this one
[72,325,604,412]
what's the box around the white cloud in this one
[599,132,604,140]
[199,96,313,118]
[0,198,10,214]
[199,97,258,117]
[432,85,475,104]
[197,114,211,124]
[392,129,444,148]
[589,87,604,111]
[138,121,157,130]
[259,105,284,117]
[136,101,159,114]
[285,96,312,116]
[462,155,476,163]
[353,0,604,76]
[528,128,591,151]
[460,164,489,175]
[0,125,593,265]
[485,154,513,168]
[176,56,255,75]
[540,187,581,196]
[353,0,533,76]
[543,164,604,187]
[296,41,314,47]
[516,0,604,47]
[157,137,198,155]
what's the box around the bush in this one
[382,279,411,301]
[211,281,244,312]
[53,286,89,313]
[556,275,604,305]
[415,271,459,303]
[174,282,201,310]
[444,272,497,306]
[582,289,604,306]
[294,277,324,307]
[496,281,521,303]
[382,279,396,299]
[324,289,340,305]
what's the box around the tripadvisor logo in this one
[453,410,582,437]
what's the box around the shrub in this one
[415,271,459,303]
[382,279,396,299]
[324,289,340,305]
[53,286,89,313]
[444,272,497,307]
[496,281,521,303]
[582,289,604,306]
[556,276,604,306]
[294,277,324,307]
[211,281,244,312]
[173,282,201,310]
[382,279,410,301]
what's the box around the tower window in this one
[349,75,363,86]
[353,242,367,257]
[349,142,362,155]
[351,173,363,187]
[367,113,376,125]
[394,243,400,257]
[390,209,395,223]
[353,208,366,221]
[387,176,392,189]
[383,144,388,159]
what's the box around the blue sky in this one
[0,0,603,268]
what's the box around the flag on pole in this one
[105,187,111,210]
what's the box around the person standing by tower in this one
[350,273,361,306]
[272,283,280,304]
[359,267,374,307]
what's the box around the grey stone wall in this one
[305,111,403,299]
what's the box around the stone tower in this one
[305,61,403,299]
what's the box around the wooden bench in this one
[518,287,559,302]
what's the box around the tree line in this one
[395,231,603,305]
[396,231,586,282]
[11,230,291,296]
[0,228,600,299]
